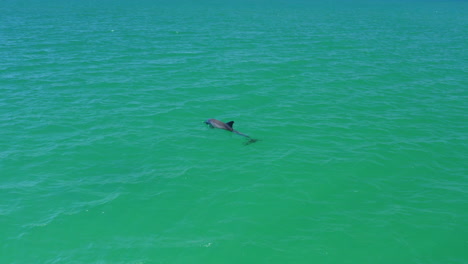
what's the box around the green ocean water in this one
[1,0,467,263]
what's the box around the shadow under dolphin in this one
[205,118,259,145]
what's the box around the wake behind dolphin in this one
[205,118,258,145]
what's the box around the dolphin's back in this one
[205,119,234,131]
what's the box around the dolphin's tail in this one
[233,130,250,138]
[244,138,259,145]
[234,130,258,145]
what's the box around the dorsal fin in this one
[226,121,234,128]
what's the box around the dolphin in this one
[205,119,258,145]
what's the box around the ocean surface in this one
[1,0,467,263]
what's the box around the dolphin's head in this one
[205,119,214,127]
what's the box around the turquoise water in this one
[1,0,467,263]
